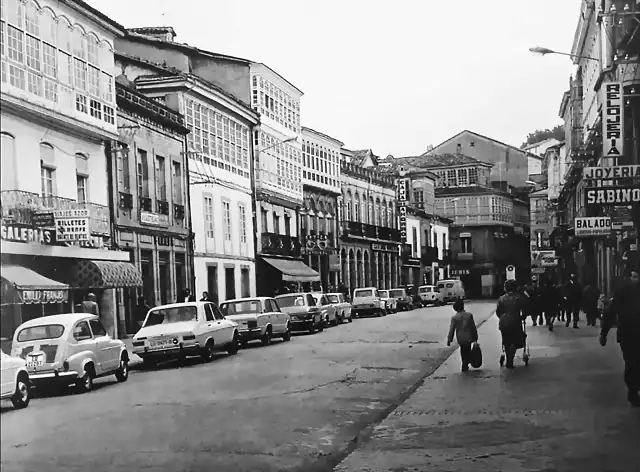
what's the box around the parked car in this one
[389,288,414,311]
[11,313,129,393]
[378,290,397,313]
[0,351,30,409]
[219,297,291,346]
[275,293,325,333]
[418,285,444,306]
[131,302,240,367]
[326,293,353,323]
[352,287,385,317]
[311,292,338,326]
[437,279,466,303]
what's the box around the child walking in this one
[447,299,479,372]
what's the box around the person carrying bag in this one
[447,299,479,372]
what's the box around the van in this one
[418,285,444,306]
[436,279,465,303]
[352,287,385,317]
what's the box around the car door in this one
[257,300,269,332]
[72,320,97,368]
[263,299,276,333]
[271,298,287,332]
[210,303,233,345]
[0,352,14,397]
[202,303,218,344]
[89,319,118,373]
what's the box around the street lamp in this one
[528,46,598,62]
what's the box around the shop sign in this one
[54,209,90,242]
[140,211,169,226]
[531,250,558,267]
[404,257,420,267]
[1,223,56,245]
[450,268,471,276]
[583,165,639,180]
[397,179,409,242]
[156,236,172,247]
[602,82,624,158]
[585,186,640,208]
[328,254,340,271]
[531,267,546,274]
[372,243,397,252]
[575,217,611,237]
[32,212,55,227]
[21,289,67,304]
[65,235,107,249]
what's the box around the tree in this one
[521,125,564,148]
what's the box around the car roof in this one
[274,292,309,298]
[390,287,406,290]
[221,297,270,304]
[419,285,436,288]
[18,312,98,329]
[149,302,208,310]
[325,292,342,296]
[354,287,377,291]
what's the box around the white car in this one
[131,301,240,367]
[378,290,398,313]
[0,351,30,409]
[352,287,385,317]
[418,285,444,306]
[219,297,291,346]
[11,313,129,393]
[325,293,353,323]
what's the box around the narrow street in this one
[0,302,496,472]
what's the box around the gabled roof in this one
[523,138,560,151]
[425,130,538,159]
[250,62,303,95]
[301,126,344,146]
[351,149,379,166]
[387,153,493,170]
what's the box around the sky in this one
[89,0,580,156]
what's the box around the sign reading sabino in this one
[585,186,640,209]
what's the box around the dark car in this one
[389,288,414,311]
[274,293,325,334]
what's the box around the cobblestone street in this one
[335,316,640,472]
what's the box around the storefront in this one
[258,256,321,295]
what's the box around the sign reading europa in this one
[585,187,640,208]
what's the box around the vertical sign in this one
[602,82,624,158]
[397,178,408,242]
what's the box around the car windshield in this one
[354,289,373,297]
[327,295,340,303]
[276,295,306,308]
[389,289,405,297]
[17,324,65,342]
[420,287,432,293]
[379,290,389,298]
[144,306,198,327]
[221,300,261,316]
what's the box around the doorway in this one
[158,252,170,305]
[207,265,218,304]
[225,266,236,301]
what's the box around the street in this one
[0,302,496,472]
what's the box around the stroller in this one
[499,320,530,367]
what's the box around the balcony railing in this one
[342,221,401,242]
[1,190,110,235]
[421,245,439,264]
[300,230,336,252]
[260,232,301,258]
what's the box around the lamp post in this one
[528,46,599,62]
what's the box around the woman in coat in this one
[496,279,527,368]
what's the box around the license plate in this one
[151,339,174,348]
[27,356,44,369]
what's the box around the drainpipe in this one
[183,133,196,293]
[105,140,121,339]
[250,127,260,295]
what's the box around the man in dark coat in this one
[540,280,561,331]
[600,269,640,407]
[496,279,527,369]
[563,274,582,328]
[582,279,601,327]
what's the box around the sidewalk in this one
[335,316,640,472]
[122,337,143,368]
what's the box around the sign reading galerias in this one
[602,82,624,158]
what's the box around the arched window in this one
[375,199,381,226]
[388,201,394,227]
[345,191,352,221]
[354,194,360,222]
[381,200,387,227]
[75,153,89,203]
[369,196,374,224]
[1,132,17,190]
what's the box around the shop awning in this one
[66,260,143,289]
[1,265,69,304]
[262,257,320,282]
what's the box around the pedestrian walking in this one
[557,283,568,322]
[447,299,479,372]
[599,268,640,407]
[200,291,210,302]
[135,296,151,331]
[563,274,582,328]
[540,280,561,332]
[178,288,195,303]
[496,279,527,369]
[582,279,601,327]
[81,293,99,316]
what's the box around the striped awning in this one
[262,257,320,282]
[67,260,143,289]
[1,265,69,304]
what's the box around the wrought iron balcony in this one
[260,232,301,258]
[342,221,401,242]
[1,190,110,235]
[421,245,439,264]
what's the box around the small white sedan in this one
[219,297,291,346]
[131,302,240,367]
[0,351,30,409]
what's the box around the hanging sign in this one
[585,186,640,209]
[1,223,56,245]
[397,178,409,242]
[54,209,90,242]
[583,165,639,180]
[602,82,624,158]
[575,217,611,237]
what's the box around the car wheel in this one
[282,326,291,341]
[261,328,272,346]
[76,365,94,393]
[227,332,240,355]
[201,340,215,362]
[11,374,30,409]
[115,357,129,382]
[317,320,324,332]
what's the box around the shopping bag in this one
[470,342,483,368]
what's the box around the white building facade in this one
[0,0,141,341]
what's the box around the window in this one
[87,38,98,66]
[412,227,418,256]
[273,213,280,234]
[204,195,214,238]
[74,57,86,90]
[457,168,468,186]
[41,165,55,198]
[117,148,131,192]
[468,167,478,185]
[204,304,215,322]
[76,174,88,203]
[58,51,71,86]
[7,24,23,63]
[75,93,87,113]
[223,200,232,241]
[88,65,99,96]
[447,170,456,187]
[25,34,40,70]
[136,149,149,197]
[89,320,106,337]
[284,215,291,236]
[461,237,472,253]
[44,79,57,102]
[172,161,182,204]
[261,209,268,232]
[155,155,166,200]
[103,105,114,124]
[27,70,41,95]
[73,321,92,341]
[239,204,247,244]
[89,99,101,118]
